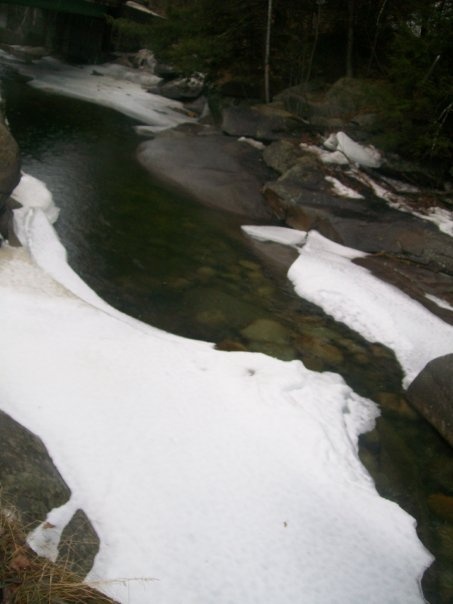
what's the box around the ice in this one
[0,176,432,603]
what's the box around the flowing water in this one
[2,72,453,603]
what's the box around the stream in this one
[2,72,452,603]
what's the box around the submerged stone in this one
[241,318,291,344]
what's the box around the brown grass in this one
[0,506,117,604]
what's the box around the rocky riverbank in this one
[137,74,453,447]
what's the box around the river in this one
[2,69,452,603]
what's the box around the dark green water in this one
[3,73,453,603]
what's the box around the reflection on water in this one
[3,74,452,603]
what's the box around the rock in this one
[157,73,205,101]
[137,125,273,219]
[0,120,21,204]
[295,333,344,366]
[277,77,388,136]
[354,254,453,325]
[241,318,291,344]
[262,140,304,174]
[133,48,156,72]
[376,392,418,420]
[57,509,100,577]
[0,410,70,525]
[263,173,453,276]
[248,341,297,361]
[406,354,453,446]
[427,494,453,523]
[221,103,302,141]
[154,62,179,79]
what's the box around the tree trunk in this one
[346,0,354,77]
[264,0,273,103]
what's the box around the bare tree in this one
[264,0,273,102]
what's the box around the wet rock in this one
[277,77,387,136]
[0,121,21,205]
[215,339,248,352]
[196,308,226,327]
[264,175,453,276]
[157,73,204,101]
[427,494,453,523]
[137,125,273,220]
[0,409,70,525]
[376,392,418,420]
[295,333,344,366]
[262,140,304,175]
[221,103,302,141]
[354,255,453,325]
[248,341,297,362]
[241,318,291,344]
[406,354,453,447]
[57,509,100,577]
[183,287,257,330]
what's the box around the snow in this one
[0,51,193,131]
[425,294,453,312]
[238,136,266,150]
[0,176,432,604]
[244,227,453,387]
[324,132,382,168]
[242,225,307,247]
[349,169,453,237]
[325,175,364,199]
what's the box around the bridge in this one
[0,0,124,18]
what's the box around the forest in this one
[112,0,453,167]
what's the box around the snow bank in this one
[0,52,192,131]
[244,226,453,386]
[0,177,431,604]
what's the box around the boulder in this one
[262,139,304,174]
[57,509,100,576]
[137,124,273,220]
[263,173,453,275]
[406,354,453,447]
[221,103,302,141]
[0,410,70,525]
[0,120,21,204]
[157,73,205,101]
[277,77,387,136]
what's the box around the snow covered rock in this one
[324,131,382,168]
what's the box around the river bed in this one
[2,70,453,602]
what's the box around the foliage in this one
[110,0,453,164]
[381,1,453,160]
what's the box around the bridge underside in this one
[0,0,120,18]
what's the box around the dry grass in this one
[0,506,117,604]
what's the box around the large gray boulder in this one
[0,410,70,524]
[0,409,100,574]
[406,355,453,447]
[137,124,273,219]
[263,170,453,275]
[221,103,302,141]
[0,120,21,204]
[276,77,387,137]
